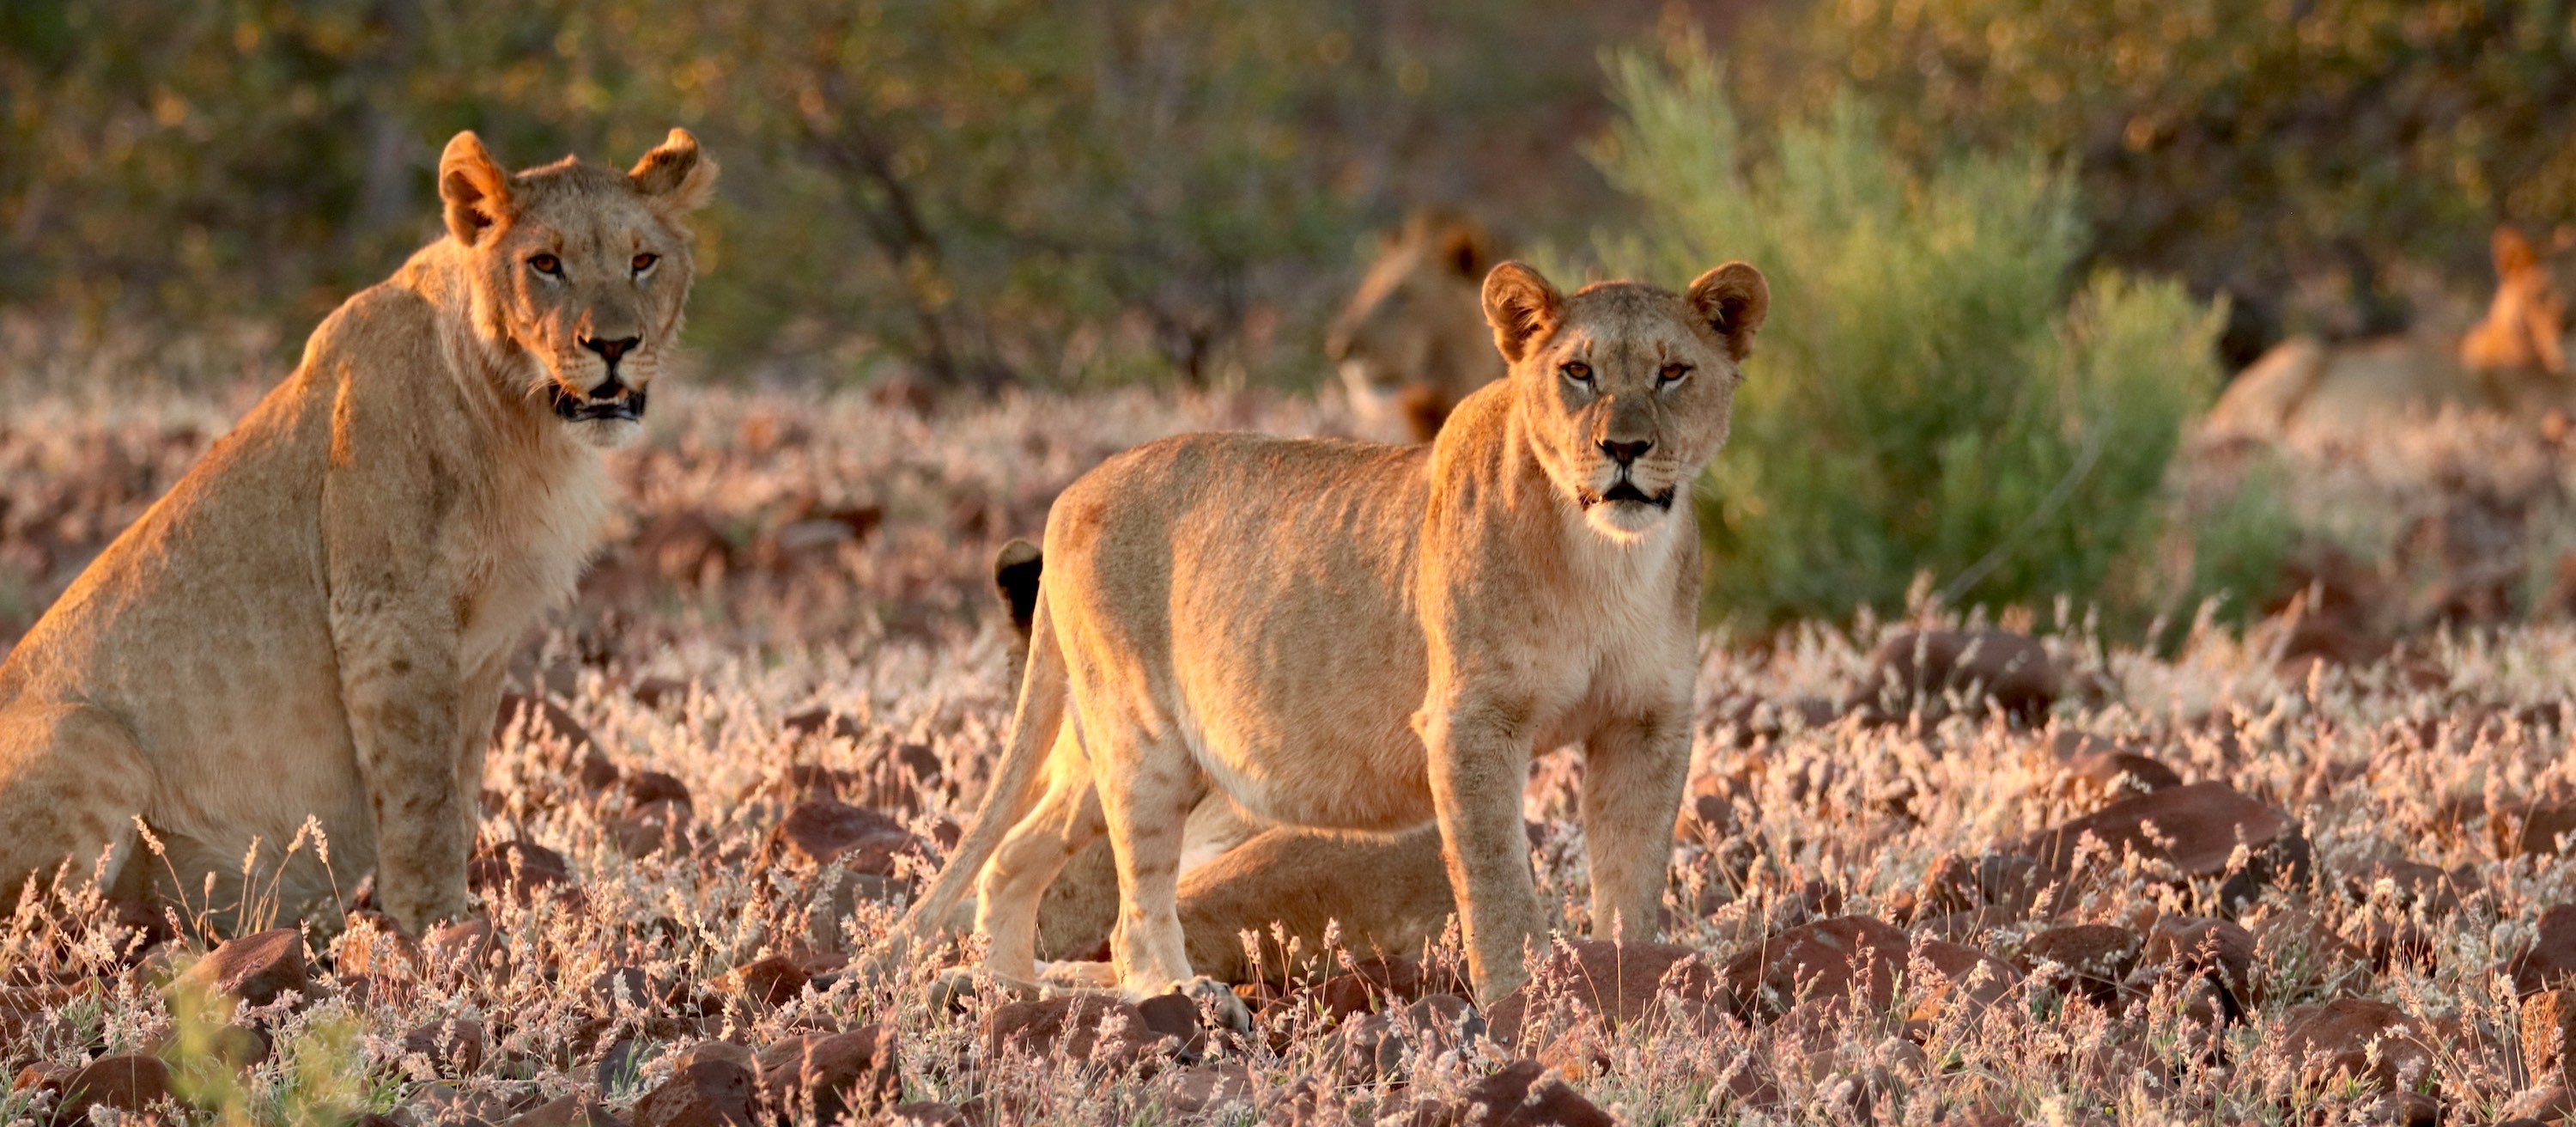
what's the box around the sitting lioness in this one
[893,259,1767,1017]
[0,129,717,935]
[1324,210,1507,442]
[2205,226,2576,439]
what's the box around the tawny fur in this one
[2207,226,2576,440]
[896,259,1769,1006]
[1325,211,1506,442]
[0,129,717,936]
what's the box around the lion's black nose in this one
[580,335,641,367]
[1599,438,1653,466]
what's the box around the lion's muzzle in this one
[550,374,647,423]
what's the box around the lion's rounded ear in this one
[1687,262,1770,362]
[1481,261,1562,363]
[630,128,720,215]
[438,131,513,246]
[1438,222,1494,281]
[2496,226,2538,278]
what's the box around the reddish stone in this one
[726,955,809,1008]
[756,1026,902,1123]
[979,995,1188,1066]
[1486,939,1722,1045]
[622,771,694,808]
[399,1015,488,1076]
[2277,997,2433,1092]
[466,839,576,904]
[1722,916,2019,1022]
[60,1054,175,1119]
[1862,630,2060,722]
[2013,782,2310,910]
[179,928,308,1007]
[631,1058,756,1127]
[1399,1058,1613,1127]
[766,798,924,875]
[2018,924,2141,1001]
[2505,906,2576,997]
[495,694,592,749]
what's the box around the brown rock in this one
[2046,732,2183,807]
[1722,916,2019,1022]
[1918,851,2065,917]
[631,1057,756,1127]
[495,693,593,750]
[1402,1058,1614,1127]
[2019,924,2142,1001]
[781,709,864,744]
[1335,994,1485,1083]
[1862,630,2060,722]
[1304,955,1461,1020]
[2276,997,2433,1093]
[2495,798,2576,857]
[2342,857,2468,916]
[2505,906,2576,997]
[504,1094,626,1127]
[622,771,694,808]
[1485,939,1722,1045]
[612,798,696,858]
[1163,1063,1255,1117]
[756,1026,902,1124]
[2013,782,2311,911]
[726,955,809,1008]
[979,994,1189,1066]
[2142,915,2256,1016]
[178,928,307,1008]
[399,1016,488,1076]
[466,839,576,904]
[765,798,924,875]
[59,1054,175,1118]
[629,678,693,710]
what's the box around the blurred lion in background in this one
[1326,210,1507,442]
[2207,226,2576,441]
[0,129,717,936]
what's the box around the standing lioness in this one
[0,129,716,935]
[896,259,1767,1012]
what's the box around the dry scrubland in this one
[10,377,2576,1126]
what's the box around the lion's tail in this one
[890,539,1062,953]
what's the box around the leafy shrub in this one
[1731,0,2576,362]
[1591,37,2226,631]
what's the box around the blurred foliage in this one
[1594,36,2225,629]
[1730,0,2576,366]
[0,0,1687,388]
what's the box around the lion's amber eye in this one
[1659,362,1692,385]
[527,253,562,277]
[1559,361,1593,384]
[632,253,658,273]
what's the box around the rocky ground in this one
[5,382,2576,1125]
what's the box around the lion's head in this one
[1325,211,1505,442]
[436,128,719,448]
[1481,259,1769,539]
[2461,225,2576,378]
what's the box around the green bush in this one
[1591,37,2225,630]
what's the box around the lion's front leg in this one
[1417,690,1543,1002]
[1578,708,1691,942]
[331,601,472,935]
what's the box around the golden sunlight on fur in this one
[884,259,1769,1022]
[0,129,717,935]
[2208,226,2576,441]
[1324,211,1507,442]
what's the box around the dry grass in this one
[5,371,2576,1126]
